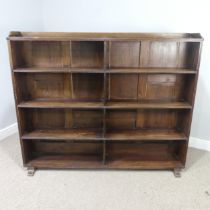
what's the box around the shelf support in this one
[27,167,36,176]
[173,168,181,178]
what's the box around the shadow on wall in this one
[0,102,16,129]
[191,74,210,141]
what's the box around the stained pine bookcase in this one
[7,32,203,176]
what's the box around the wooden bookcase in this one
[7,32,203,176]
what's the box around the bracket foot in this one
[173,168,181,178]
[27,167,36,176]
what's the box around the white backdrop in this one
[0,0,210,141]
[0,0,43,129]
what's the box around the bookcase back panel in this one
[110,41,140,67]
[16,73,105,101]
[106,110,136,129]
[22,109,103,131]
[30,141,103,156]
[108,74,194,103]
[32,109,65,129]
[72,74,104,100]
[136,110,177,129]
[106,110,189,131]
[140,42,200,68]
[138,74,185,102]
[106,142,179,160]
[72,110,103,128]
[71,41,104,68]
[16,73,72,100]
[11,41,71,68]
[108,74,139,100]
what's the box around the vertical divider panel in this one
[61,41,71,67]
[102,41,109,164]
[137,41,141,103]
[69,40,74,131]
[69,40,72,68]
[69,40,74,100]
[102,109,106,164]
[102,73,107,164]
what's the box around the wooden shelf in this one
[106,159,183,169]
[106,129,187,141]
[13,67,103,73]
[7,32,203,42]
[22,129,187,141]
[13,67,197,74]
[18,100,104,109]
[106,68,197,74]
[26,155,102,168]
[18,100,192,109]
[22,129,103,140]
[26,155,183,169]
[105,101,192,109]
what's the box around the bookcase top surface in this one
[7,32,203,42]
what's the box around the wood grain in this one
[8,32,203,170]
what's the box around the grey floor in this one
[0,133,210,210]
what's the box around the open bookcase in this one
[7,32,203,176]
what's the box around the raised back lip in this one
[7,32,204,41]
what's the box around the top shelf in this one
[7,32,204,42]
[13,67,197,74]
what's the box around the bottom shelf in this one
[24,140,186,170]
[27,155,102,169]
[26,155,183,169]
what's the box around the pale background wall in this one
[1,0,210,141]
[0,0,43,129]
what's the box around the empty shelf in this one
[18,101,104,109]
[13,67,103,73]
[26,155,183,169]
[106,68,197,74]
[22,129,187,141]
[18,100,192,109]
[26,155,102,168]
[105,102,192,109]
[22,129,103,140]
[105,129,187,141]
[13,67,197,74]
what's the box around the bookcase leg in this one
[27,167,36,176]
[173,168,181,178]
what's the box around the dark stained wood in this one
[7,32,203,42]
[108,74,139,100]
[22,129,103,140]
[72,74,104,100]
[27,156,183,169]
[110,41,140,67]
[106,102,192,109]
[13,67,197,74]
[21,128,186,141]
[8,32,203,172]
[18,100,192,109]
[71,41,104,68]
[105,129,187,141]
[18,101,104,109]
